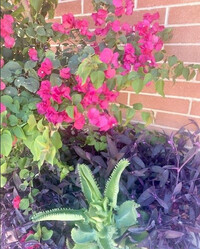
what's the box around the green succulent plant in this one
[32,159,140,249]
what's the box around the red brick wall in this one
[55,0,200,132]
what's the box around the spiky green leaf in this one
[78,164,102,204]
[32,208,85,222]
[104,159,129,208]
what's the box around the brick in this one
[164,45,200,63]
[117,92,129,105]
[127,81,200,99]
[160,81,200,98]
[196,72,200,81]
[46,17,62,24]
[55,1,81,16]
[168,5,200,24]
[167,26,200,43]
[137,0,200,8]
[191,101,200,116]
[156,112,200,129]
[130,94,190,113]
[83,0,95,13]
[121,8,166,25]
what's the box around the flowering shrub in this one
[0,0,200,174]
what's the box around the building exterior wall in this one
[55,0,200,132]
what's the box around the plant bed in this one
[1,123,200,249]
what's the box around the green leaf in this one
[90,71,105,89]
[1,95,13,105]
[32,208,85,222]
[155,51,164,62]
[168,55,178,67]
[71,225,96,244]
[13,126,26,139]
[24,77,40,93]
[36,26,46,36]
[30,0,43,13]
[1,162,7,174]
[66,106,74,119]
[27,114,37,130]
[132,78,144,94]
[0,132,12,156]
[4,86,18,96]
[8,115,18,126]
[115,201,139,228]
[133,103,143,110]
[51,131,62,149]
[3,61,22,74]
[19,169,30,179]
[78,164,102,203]
[174,63,184,77]
[182,67,190,80]
[73,243,99,249]
[60,167,69,181]
[126,108,135,121]
[155,79,165,97]
[143,73,153,85]
[77,62,91,85]
[26,26,36,38]
[24,61,37,72]
[14,77,26,88]
[141,112,153,125]
[19,198,30,210]
[1,68,12,80]
[72,94,82,105]
[1,175,7,188]
[42,227,53,241]
[104,159,130,208]
[50,73,62,86]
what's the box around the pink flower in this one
[111,20,121,32]
[62,13,75,29]
[125,0,134,15]
[100,48,113,64]
[122,23,132,34]
[0,59,4,68]
[0,81,6,90]
[115,7,124,16]
[105,66,116,79]
[37,80,51,100]
[74,107,85,130]
[4,36,15,48]
[59,67,71,79]
[12,195,21,209]
[0,103,6,113]
[88,108,117,131]
[113,0,123,7]
[92,9,108,26]
[37,58,53,78]
[28,48,38,61]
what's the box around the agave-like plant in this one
[32,159,140,249]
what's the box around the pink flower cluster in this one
[28,48,38,61]
[52,13,93,39]
[74,76,119,109]
[113,0,134,16]
[37,80,85,129]
[0,14,15,48]
[135,12,164,68]
[37,58,53,78]
[88,108,117,131]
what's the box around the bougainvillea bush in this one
[1,0,200,177]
